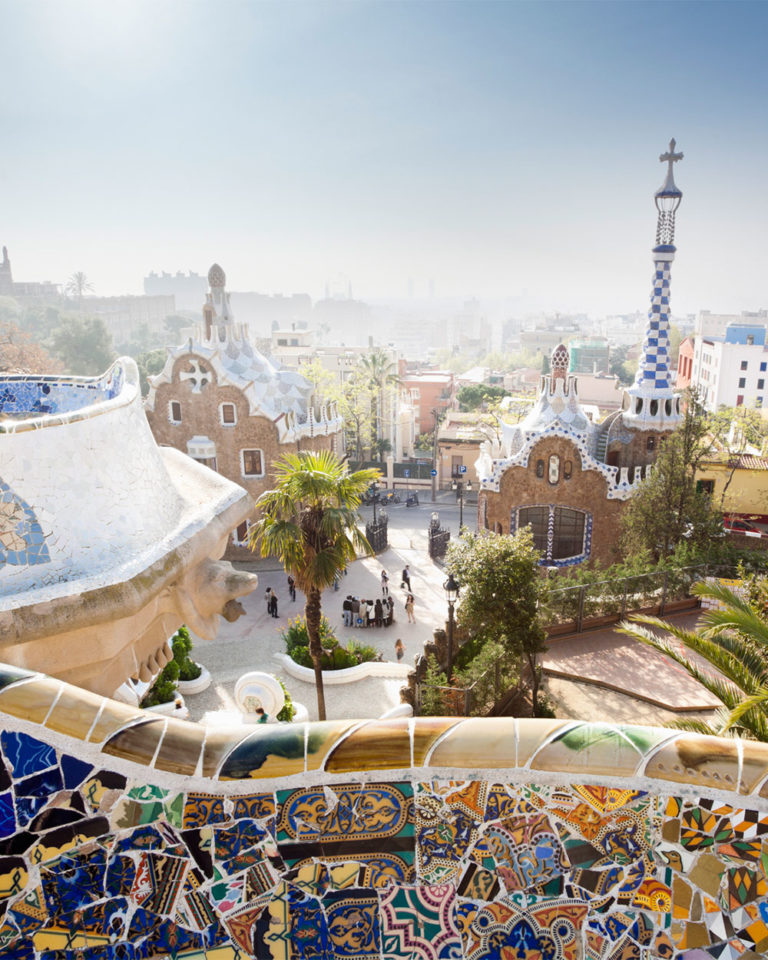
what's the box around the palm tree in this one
[618,580,768,740]
[249,451,381,720]
[65,272,94,314]
[360,348,400,453]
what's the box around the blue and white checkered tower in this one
[624,139,684,428]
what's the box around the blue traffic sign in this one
[404,469,410,478]
[458,465,467,474]
[430,469,437,476]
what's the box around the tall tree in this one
[64,272,94,314]
[621,389,721,560]
[620,580,768,741]
[0,320,61,374]
[51,316,115,375]
[360,347,400,447]
[249,451,380,720]
[445,529,547,715]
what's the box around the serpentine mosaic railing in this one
[1,662,768,958]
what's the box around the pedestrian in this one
[287,575,296,602]
[351,596,360,626]
[270,592,279,618]
[367,600,376,629]
[374,598,383,627]
[358,598,368,627]
[386,596,394,626]
[401,564,411,590]
[255,706,268,724]
[264,587,273,614]
[405,592,415,623]
[343,595,353,627]
[381,570,389,596]
[395,638,405,662]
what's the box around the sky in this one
[2,0,768,317]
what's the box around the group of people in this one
[342,594,396,628]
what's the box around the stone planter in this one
[143,695,189,720]
[177,664,211,695]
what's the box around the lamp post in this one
[372,479,378,525]
[443,572,459,680]
[451,479,472,532]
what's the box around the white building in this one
[691,322,768,411]
[695,309,768,339]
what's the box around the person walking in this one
[287,575,296,602]
[395,638,405,662]
[265,587,273,614]
[351,596,360,627]
[386,596,394,626]
[358,598,368,627]
[405,592,415,623]
[343,595,353,628]
[381,570,389,597]
[401,565,411,591]
[374,598,383,627]
[270,592,279,618]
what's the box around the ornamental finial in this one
[659,138,683,179]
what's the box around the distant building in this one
[437,410,494,489]
[0,245,60,298]
[676,336,695,390]
[400,370,455,435]
[145,264,344,559]
[696,309,768,340]
[568,337,610,375]
[144,270,208,311]
[84,294,176,345]
[690,323,768,411]
[696,454,768,526]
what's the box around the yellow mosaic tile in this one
[87,698,146,744]
[643,734,740,790]
[514,717,572,766]
[201,728,254,779]
[305,720,362,772]
[44,685,105,739]
[218,725,307,780]
[428,718,558,768]
[152,717,206,775]
[324,719,411,773]
[529,722,643,776]
[0,676,62,724]
[412,717,462,766]
[102,719,166,765]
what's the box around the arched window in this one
[650,399,658,416]
[548,455,560,484]
[517,505,590,565]
[535,459,545,478]
[563,460,573,480]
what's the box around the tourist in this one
[405,592,415,623]
[367,600,376,629]
[269,592,279,618]
[395,638,405,661]
[265,587,273,614]
[287,575,296,602]
[343,595,353,627]
[374,597,383,627]
[255,706,268,723]
[386,596,394,626]
[381,569,389,596]
[358,598,368,627]
[351,596,360,626]
[401,564,411,590]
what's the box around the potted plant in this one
[173,625,211,695]
[140,659,188,718]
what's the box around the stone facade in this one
[146,265,344,560]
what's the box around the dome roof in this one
[208,263,226,288]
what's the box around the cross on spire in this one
[659,138,683,177]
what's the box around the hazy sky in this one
[2,0,768,316]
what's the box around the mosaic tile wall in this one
[0,364,124,422]
[0,664,768,958]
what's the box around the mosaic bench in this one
[0,662,766,959]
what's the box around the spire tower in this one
[623,139,684,427]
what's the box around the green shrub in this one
[420,654,450,716]
[276,678,296,722]
[282,616,379,670]
[141,659,180,707]
[172,625,202,682]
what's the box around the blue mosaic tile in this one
[0,479,50,569]
[60,755,93,791]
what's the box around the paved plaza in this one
[180,493,721,728]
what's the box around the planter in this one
[142,695,189,720]
[177,664,211,695]
[274,653,413,685]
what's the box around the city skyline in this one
[2,0,768,316]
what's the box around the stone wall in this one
[1,664,768,958]
[481,435,626,567]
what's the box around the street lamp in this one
[443,572,460,680]
[451,479,472,531]
[371,479,378,524]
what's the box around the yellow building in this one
[696,454,768,523]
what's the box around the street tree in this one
[621,390,721,560]
[620,579,768,740]
[457,383,506,411]
[361,347,400,447]
[249,451,380,720]
[444,529,548,715]
[51,316,115,375]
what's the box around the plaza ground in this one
[181,492,720,728]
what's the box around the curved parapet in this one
[0,358,258,695]
[1,665,767,957]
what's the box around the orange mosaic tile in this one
[152,717,206,775]
[0,676,62,725]
[44,686,105,739]
[643,733,740,790]
[324,718,412,773]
